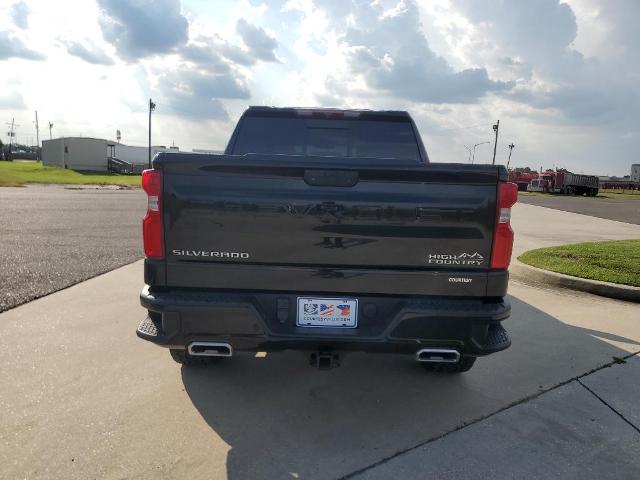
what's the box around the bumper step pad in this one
[136,315,164,341]
[484,323,511,352]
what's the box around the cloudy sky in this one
[1,0,638,175]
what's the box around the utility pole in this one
[148,98,156,168]
[6,118,19,155]
[48,122,54,139]
[491,119,500,165]
[34,111,40,159]
[506,143,515,169]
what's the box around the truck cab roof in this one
[244,106,413,121]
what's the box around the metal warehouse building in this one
[42,137,178,172]
[42,137,113,171]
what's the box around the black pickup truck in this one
[137,106,517,372]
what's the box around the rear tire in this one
[169,348,221,366]
[421,356,476,373]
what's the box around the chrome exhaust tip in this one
[188,341,233,357]
[416,348,460,363]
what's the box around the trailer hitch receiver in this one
[310,349,340,370]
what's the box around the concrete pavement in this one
[580,355,640,429]
[355,358,640,480]
[1,203,639,479]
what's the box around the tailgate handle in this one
[416,207,443,221]
[304,170,359,187]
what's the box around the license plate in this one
[297,297,358,328]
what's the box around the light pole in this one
[48,122,53,140]
[506,143,515,169]
[148,98,156,169]
[491,120,500,165]
[471,141,490,164]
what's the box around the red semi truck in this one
[528,170,599,196]
[508,171,538,191]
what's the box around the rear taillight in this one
[490,182,518,269]
[142,169,164,259]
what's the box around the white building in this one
[631,164,640,183]
[42,137,113,171]
[42,137,178,171]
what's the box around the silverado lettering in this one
[171,249,250,259]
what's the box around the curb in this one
[510,260,640,303]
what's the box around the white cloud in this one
[11,1,30,30]
[0,89,26,109]
[0,0,637,175]
[97,0,189,61]
[0,30,44,60]
[236,18,280,63]
[61,38,114,65]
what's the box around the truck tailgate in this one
[156,154,505,296]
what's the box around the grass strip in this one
[0,160,140,187]
[518,240,640,287]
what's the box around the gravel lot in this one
[0,184,145,312]
[518,194,640,224]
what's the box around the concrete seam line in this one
[339,351,640,480]
[576,378,640,435]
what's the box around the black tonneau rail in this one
[153,153,508,184]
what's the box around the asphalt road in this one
[1,204,639,479]
[0,185,145,312]
[518,193,640,224]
